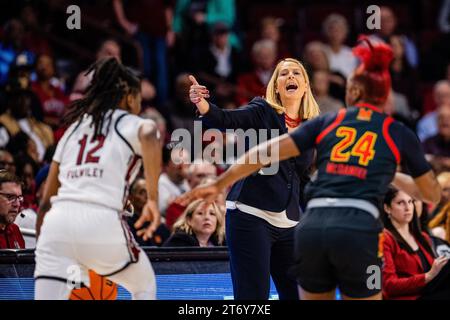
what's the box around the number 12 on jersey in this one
[76,135,106,165]
[330,126,377,166]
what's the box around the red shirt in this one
[165,202,186,231]
[31,82,70,122]
[0,223,25,249]
[382,229,435,300]
[126,0,174,37]
[235,71,267,106]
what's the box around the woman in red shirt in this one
[31,54,70,129]
[382,186,449,299]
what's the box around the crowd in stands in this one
[0,0,449,300]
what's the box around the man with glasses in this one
[0,169,25,249]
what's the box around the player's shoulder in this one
[386,117,416,138]
[112,110,157,152]
[315,109,344,127]
[113,110,154,130]
[112,109,139,123]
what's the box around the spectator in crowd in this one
[71,38,122,97]
[0,170,25,249]
[158,146,190,217]
[19,4,52,56]
[0,19,35,85]
[140,107,168,145]
[427,172,450,242]
[415,199,450,259]
[166,161,217,230]
[14,154,38,210]
[4,53,44,121]
[259,16,291,60]
[15,164,49,248]
[438,0,450,66]
[322,14,358,78]
[303,41,329,73]
[429,202,450,244]
[311,70,344,114]
[127,178,170,246]
[138,79,159,128]
[187,161,218,188]
[384,89,415,128]
[389,35,420,112]
[140,79,157,108]
[372,6,419,68]
[303,41,346,103]
[173,0,210,56]
[31,54,70,129]
[0,88,53,162]
[94,39,122,62]
[194,22,242,107]
[382,187,450,300]
[235,39,277,106]
[440,0,450,33]
[0,150,16,174]
[430,172,450,219]
[113,0,174,105]
[34,164,49,207]
[167,73,197,136]
[422,102,450,173]
[163,198,225,247]
[173,0,239,71]
[6,132,40,167]
[417,80,450,141]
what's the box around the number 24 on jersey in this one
[330,126,377,166]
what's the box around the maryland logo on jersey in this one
[357,108,373,122]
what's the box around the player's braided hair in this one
[64,57,141,138]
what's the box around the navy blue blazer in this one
[200,97,314,221]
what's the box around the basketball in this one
[69,270,118,300]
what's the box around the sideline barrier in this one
[0,248,279,300]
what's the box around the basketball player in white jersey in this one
[34,57,161,300]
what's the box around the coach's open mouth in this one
[286,83,298,92]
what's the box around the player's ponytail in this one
[351,35,393,106]
[64,57,141,137]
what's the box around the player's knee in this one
[131,279,156,300]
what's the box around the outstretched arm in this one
[217,134,300,189]
[392,171,441,205]
[189,75,267,129]
[181,134,301,203]
[134,121,162,241]
[393,126,442,206]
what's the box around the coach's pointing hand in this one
[135,199,160,241]
[189,75,210,115]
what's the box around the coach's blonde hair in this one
[265,58,320,119]
[172,199,226,245]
